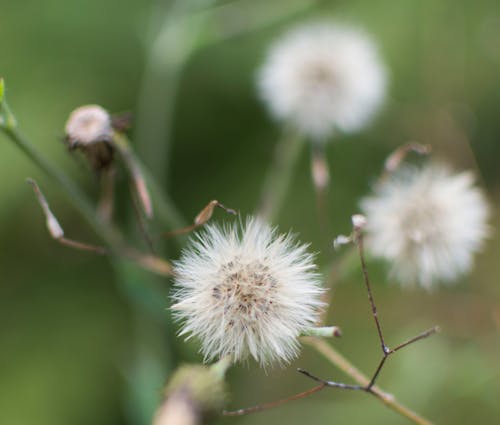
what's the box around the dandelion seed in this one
[172,218,324,366]
[360,164,490,289]
[257,22,387,141]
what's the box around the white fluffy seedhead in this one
[257,21,387,141]
[172,218,324,367]
[65,105,112,146]
[361,164,490,289]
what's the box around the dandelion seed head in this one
[172,218,324,367]
[361,164,490,289]
[257,22,387,141]
[65,105,112,146]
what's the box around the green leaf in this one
[0,78,4,104]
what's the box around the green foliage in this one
[0,78,4,104]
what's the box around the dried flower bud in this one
[153,364,227,425]
[65,105,114,169]
[65,105,112,146]
[333,234,352,250]
[351,214,367,230]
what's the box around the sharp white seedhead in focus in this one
[172,218,324,367]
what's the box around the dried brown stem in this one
[28,178,172,276]
[383,142,431,177]
[296,220,439,425]
[57,237,108,255]
[97,166,115,223]
[112,132,153,218]
[303,338,435,425]
[390,326,440,354]
[163,200,237,238]
[355,229,388,354]
[28,178,107,255]
[130,184,156,254]
[222,383,326,417]
[125,250,173,276]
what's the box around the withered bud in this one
[153,365,227,425]
[351,214,367,230]
[333,234,352,250]
[65,105,114,170]
[153,392,199,425]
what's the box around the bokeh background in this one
[1,0,499,424]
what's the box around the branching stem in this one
[303,338,436,425]
[356,230,388,354]
[223,383,326,417]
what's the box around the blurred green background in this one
[1,0,499,424]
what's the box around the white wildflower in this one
[257,22,387,141]
[172,218,324,366]
[65,104,112,146]
[360,164,490,289]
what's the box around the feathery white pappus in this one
[65,105,112,146]
[171,218,324,367]
[360,164,490,289]
[257,22,387,141]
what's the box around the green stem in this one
[113,132,187,231]
[1,125,123,249]
[1,95,180,425]
[301,326,342,338]
[210,355,233,380]
[135,0,216,191]
[258,129,305,223]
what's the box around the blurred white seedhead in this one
[257,21,387,141]
[361,164,490,289]
[65,105,112,146]
[65,105,114,170]
[172,217,324,367]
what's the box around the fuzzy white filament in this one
[257,22,387,141]
[172,218,324,366]
[361,164,490,289]
[65,105,112,146]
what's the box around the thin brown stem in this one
[162,199,237,238]
[365,326,440,390]
[97,167,115,223]
[112,132,153,218]
[222,383,326,417]
[28,178,108,255]
[130,184,156,254]
[297,369,363,391]
[58,237,108,255]
[323,225,439,395]
[366,355,388,389]
[28,178,172,276]
[355,230,388,353]
[389,326,440,354]
[303,338,435,425]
